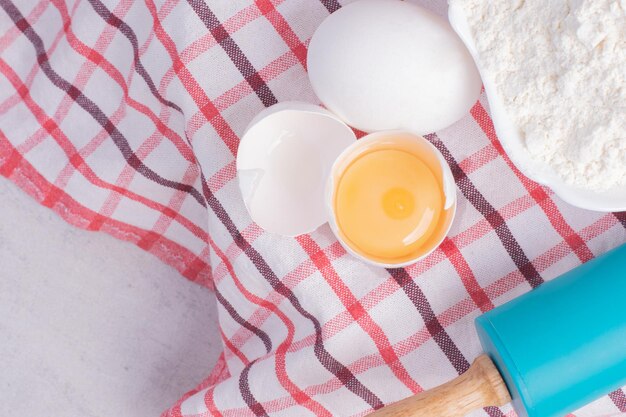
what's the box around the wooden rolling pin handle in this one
[366,355,511,417]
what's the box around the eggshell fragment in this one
[307,0,482,135]
[236,102,357,236]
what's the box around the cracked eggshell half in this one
[236,102,357,236]
[307,0,482,135]
[325,131,457,268]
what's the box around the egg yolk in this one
[334,148,443,262]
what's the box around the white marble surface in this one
[0,176,221,416]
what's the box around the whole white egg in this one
[307,0,482,135]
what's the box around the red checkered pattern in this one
[1,1,625,416]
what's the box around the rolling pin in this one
[368,243,626,417]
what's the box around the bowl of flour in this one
[448,0,626,212]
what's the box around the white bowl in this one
[448,4,626,212]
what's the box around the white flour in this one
[451,0,626,190]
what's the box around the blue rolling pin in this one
[368,243,626,417]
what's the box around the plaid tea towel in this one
[1,0,625,416]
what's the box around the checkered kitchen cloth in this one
[1,0,625,416]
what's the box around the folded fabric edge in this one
[0,137,214,290]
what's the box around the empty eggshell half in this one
[236,102,357,236]
[307,0,482,135]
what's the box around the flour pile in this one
[451,0,626,190]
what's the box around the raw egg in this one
[236,103,457,266]
[307,0,482,135]
[328,132,456,266]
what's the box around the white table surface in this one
[0,176,221,416]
